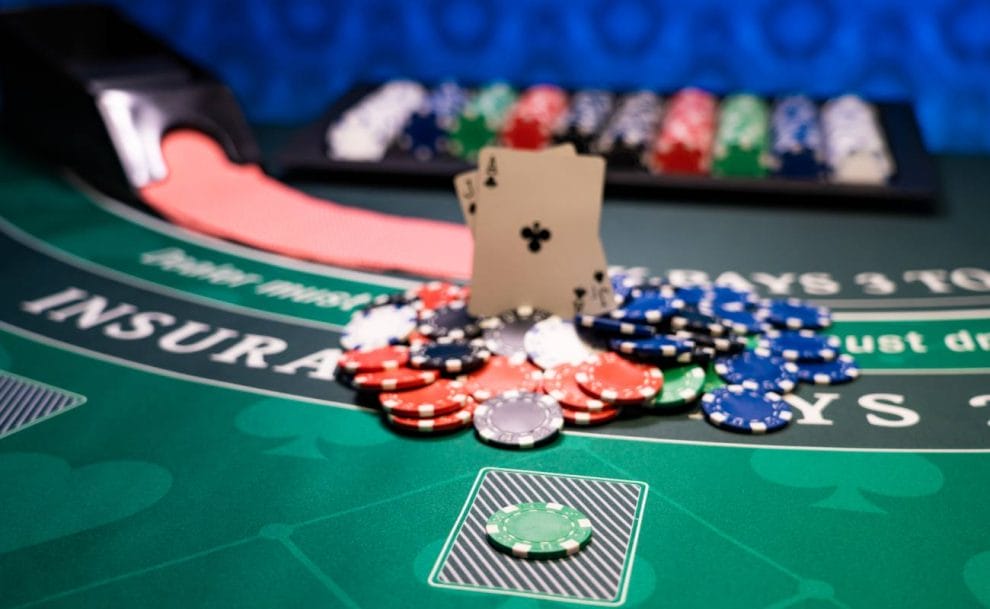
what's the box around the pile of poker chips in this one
[447,83,518,160]
[556,90,614,153]
[334,272,861,446]
[712,94,771,178]
[821,94,894,184]
[327,80,427,161]
[647,87,717,174]
[324,80,895,183]
[396,82,469,161]
[592,91,663,167]
[768,94,826,179]
[499,85,569,150]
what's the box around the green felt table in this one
[1,136,989,609]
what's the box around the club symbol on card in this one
[573,287,587,314]
[484,157,498,188]
[521,222,551,252]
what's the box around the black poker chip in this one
[409,339,491,374]
[417,301,481,340]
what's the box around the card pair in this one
[454,145,614,318]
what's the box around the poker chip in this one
[379,378,469,418]
[770,95,826,179]
[576,314,655,337]
[702,285,760,307]
[417,301,481,340]
[408,339,491,373]
[464,354,543,401]
[473,390,564,449]
[352,367,438,392]
[411,281,469,311]
[702,303,771,335]
[647,365,706,409]
[764,298,832,330]
[524,316,601,370]
[611,335,695,358]
[701,386,792,434]
[647,87,717,175]
[542,363,608,412]
[560,403,621,426]
[482,306,551,358]
[759,330,840,362]
[701,363,727,393]
[669,311,726,336]
[337,345,409,374]
[673,330,747,355]
[795,354,860,385]
[671,285,708,306]
[485,501,592,559]
[713,94,771,178]
[341,303,417,350]
[575,352,664,405]
[609,294,684,324]
[387,398,477,433]
[714,351,799,393]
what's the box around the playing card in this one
[469,146,613,317]
[455,143,575,233]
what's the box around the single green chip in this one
[647,364,705,408]
[485,501,593,560]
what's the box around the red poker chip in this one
[464,354,543,401]
[413,281,469,311]
[352,367,438,392]
[338,345,410,374]
[386,398,477,433]
[542,363,609,412]
[560,403,621,426]
[379,378,469,418]
[574,352,664,405]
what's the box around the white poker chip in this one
[340,303,417,350]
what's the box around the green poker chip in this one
[485,501,593,560]
[648,364,706,408]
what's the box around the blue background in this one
[2,0,989,152]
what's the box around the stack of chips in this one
[593,91,663,166]
[397,81,469,161]
[326,80,427,162]
[712,94,771,178]
[647,87,717,174]
[448,83,518,160]
[821,94,895,184]
[554,89,614,153]
[769,95,826,179]
[500,85,570,150]
[334,271,862,444]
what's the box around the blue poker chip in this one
[341,303,417,350]
[576,314,655,337]
[759,329,841,362]
[795,354,860,385]
[702,303,771,335]
[418,302,481,340]
[669,310,726,336]
[764,298,832,330]
[714,350,799,393]
[701,285,759,307]
[399,111,446,161]
[673,285,709,306]
[701,386,793,434]
[609,294,684,324]
[608,266,649,304]
[409,338,491,373]
[611,335,695,358]
[673,330,747,354]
